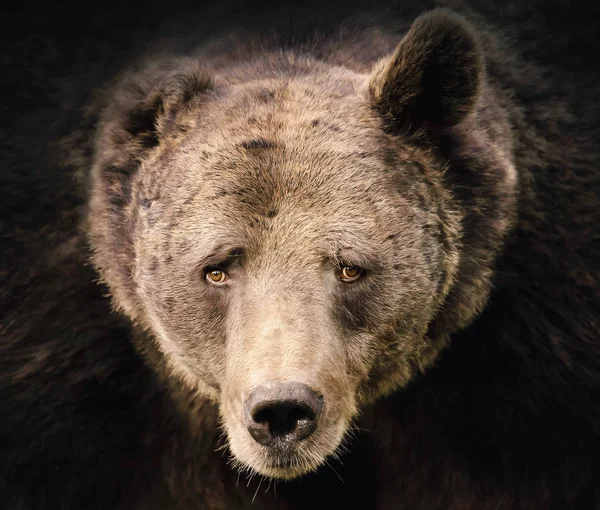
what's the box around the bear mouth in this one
[227,431,330,480]
[260,453,320,480]
[270,457,294,469]
[259,442,318,477]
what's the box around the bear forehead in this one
[149,126,418,237]
[135,75,432,263]
[150,78,418,208]
[180,75,382,155]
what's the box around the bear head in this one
[89,9,517,480]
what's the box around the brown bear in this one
[1,1,599,509]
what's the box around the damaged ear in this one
[93,58,213,207]
[369,9,483,136]
[103,57,213,154]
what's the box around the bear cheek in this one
[135,267,229,395]
[340,281,441,402]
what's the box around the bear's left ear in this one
[368,9,483,136]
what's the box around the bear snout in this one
[243,382,324,447]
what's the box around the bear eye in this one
[206,269,228,285]
[340,265,363,282]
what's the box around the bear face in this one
[89,10,517,480]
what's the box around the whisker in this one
[324,458,345,484]
[252,476,264,503]
[264,477,272,494]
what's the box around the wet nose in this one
[244,382,324,446]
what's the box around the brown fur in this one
[2,0,599,508]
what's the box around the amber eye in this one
[340,265,363,282]
[206,269,228,285]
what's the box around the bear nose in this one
[244,382,324,446]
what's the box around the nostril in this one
[252,402,314,439]
[252,406,274,425]
[252,401,315,424]
[252,406,282,434]
[288,404,313,425]
[244,383,324,446]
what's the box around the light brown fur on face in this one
[89,9,516,479]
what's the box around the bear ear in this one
[368,9,483,136]
[114,58,214,148]
[94,57,214,206]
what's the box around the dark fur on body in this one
[1,1,599,509]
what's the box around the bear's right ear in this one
[94,58,213,194]
[368,9,483,137]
